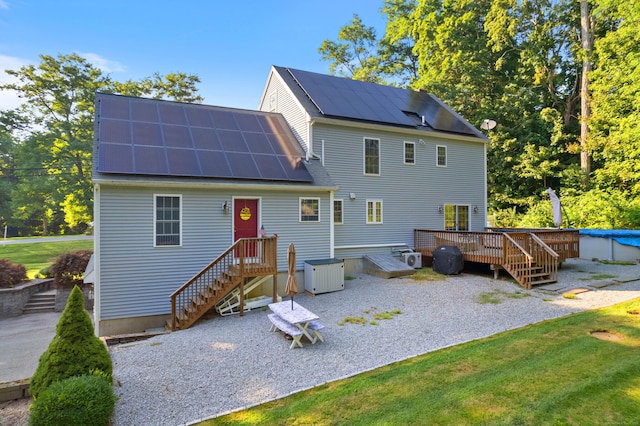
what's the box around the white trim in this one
[93,183,101,335]
[363,137,381,176]
[153,194,183,247]
[299,197,320,222]
[309,115,488,144]
[329,191,335,258]
[333,198,344,225]
[404,141,416,165]
[436,144,447,167]
[366,199,383,224]
[93,178,337,192]
[334,242,408,250]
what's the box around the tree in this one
[29,285,112,399]
[318,14,384,83]
[589,0,640,196]
[0,53,202,234]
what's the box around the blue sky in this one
[0,0,387,111]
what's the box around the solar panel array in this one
[287,68,478,136]
[96,93,313,182]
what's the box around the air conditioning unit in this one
[402,252,422,268]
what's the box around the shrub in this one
[29,285,112,398]
[0,259,27,288]
[35,265,54,279]
[29,374,116,426]
[50,250,93,288]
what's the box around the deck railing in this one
[169,236,278,330]
[486,228,579,261]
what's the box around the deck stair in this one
[414,229,574,289]
[23,291,56,314]
[168,237,278,331]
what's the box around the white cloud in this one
[79,52,126,73]
[0,54,29,111]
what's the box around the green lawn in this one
[0,238,93,278]
[202,298,640,425]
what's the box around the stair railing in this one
[502,233,535,288]
[170,236,278,330]
[529,233,559,284]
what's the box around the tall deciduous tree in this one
[0,53,202,234]
[589,0,640,196]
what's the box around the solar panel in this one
[96,93,313,182]
[287,68,479,136]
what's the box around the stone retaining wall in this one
[0,279,53,318]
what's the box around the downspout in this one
[93,183,101,336]
[330,190,335,258]
[483,141,488,229]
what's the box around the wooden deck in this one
[414,229,580,289]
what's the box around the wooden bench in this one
[268,313,304,349]
[308,320,325,343]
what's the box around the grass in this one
[600,260,637,266]
[0,238,93,278]
[476,290,530,304]
[580,273,617,281]
[406,267,446,282]
[200,298,640,425]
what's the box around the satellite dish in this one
[481,119,497,131]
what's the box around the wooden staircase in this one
[499,233,559,289]
[167,237,278,331]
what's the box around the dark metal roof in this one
[94,93,315,182]
[274,66,485,139]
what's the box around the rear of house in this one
[92,93,335,336]
[260,66,488,271]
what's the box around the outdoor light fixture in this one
[473,205,479,214]
[349,192,356,200]
[438,205,443,214]
[222,201,229,214]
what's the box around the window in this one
[364,138,380,175]
[155,195,181,246]
[436,145,447,167]
[268,90,277,112]
[300,198,320,222]
[333,199,343,224]
[444,204,469,231]
[366,199,383,224]
[404,141,415,165]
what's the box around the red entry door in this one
[234,199,258,257]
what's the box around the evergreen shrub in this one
[29,374,116,426]
[29,285,112,398]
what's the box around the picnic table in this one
[268,301,325,349]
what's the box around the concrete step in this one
[23,292,56,314]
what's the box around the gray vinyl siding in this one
[260,75,309,151]
[97,185,331,320]
[313,124,486,258]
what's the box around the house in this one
[92,92,336,336]
[91,68,488,336]
[258,66,488,272]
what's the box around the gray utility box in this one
[304,258,345,295]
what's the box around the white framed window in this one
[404,141,415,165]
[300,198,320,222]
[366,199,383,224]
[268,90,277,112]
[334,199,343,224]
[154,194,182,246]
[363,137,380,175]
[444,204,469,231]
[436,145,447,167]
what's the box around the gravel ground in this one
[107,258,640,426]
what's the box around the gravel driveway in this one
[109,258,640,426]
